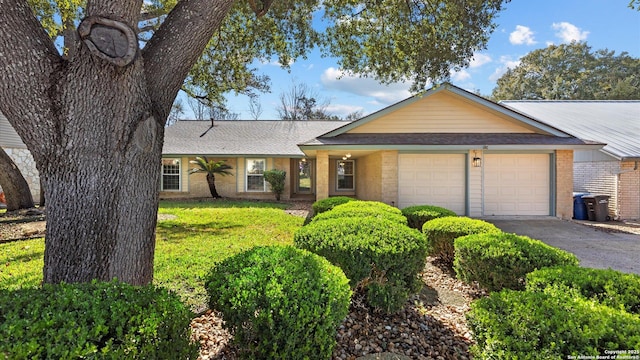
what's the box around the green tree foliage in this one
[263,169,286,201]
[188,157,233,199]
[492,41,640,100]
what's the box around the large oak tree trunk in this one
[0,0,235,285]
[0,147,35,211]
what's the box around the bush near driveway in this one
[422,217,500,265]
[453,232,579,291]
[526,266,640,314]
[311,196,355,215]
[401,205,456,230]
[0,280,198,359]
[294,217,427,313]
[467,287,640,359]
[205,246,351,360]
[311,200,407,225]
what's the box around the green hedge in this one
[311,201,407,225]
[204,246,351,360]
[468,288,640,359]
[311,196,355,215]
[422,217,500,265]
[0,280,198,359]
[401,205,457,230]
[294,217,427,313]
[454,232,579,291]
[526,266,640,314]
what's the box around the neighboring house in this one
[502,101,640,220]
[0,112,41,203]
[162,84,603,219]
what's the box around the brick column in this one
[556,150,574,219]
[380,150,398,206]
[316,150,329,200]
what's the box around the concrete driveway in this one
[482,218,640,275]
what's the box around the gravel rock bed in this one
[190,257,487,360]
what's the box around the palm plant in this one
[188,157,233,198]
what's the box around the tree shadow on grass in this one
[156,221,242,243]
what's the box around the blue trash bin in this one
[573,192,590,220]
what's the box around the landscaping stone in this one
[190,256,487,360]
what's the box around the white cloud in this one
[325,103,364,117]
[469,53,492,68]
[552,22,589,43]
[320,67,411,105]
[509,25,536,45]
[489,56,521,81]
[451,69,471,82]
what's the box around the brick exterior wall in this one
[355,152,382,201]
[380,151,399,206]
[574,160,619,219]
[618,162,640,220]
[315,151,329,200]
[555,150,574,220]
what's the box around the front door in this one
[296,159,313,194]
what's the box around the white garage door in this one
[398,154,466,214]
[483,154,550,216]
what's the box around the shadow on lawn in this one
[159,198,288,210]
[156,221,242,243]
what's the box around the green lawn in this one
[0,200,305,311]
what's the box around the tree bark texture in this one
[206,173,220,198]
[0,0,235,285]
[0,147,35,211]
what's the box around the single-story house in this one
[162,84,604,219]
[0,112,41,203]
[501,101,640,220]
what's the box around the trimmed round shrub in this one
[454,232,579,291]
[468,288,640,359]
[204,246,351,360]
[422,217,500,265]
[401,205,457,230]
[526,266,640,314]
[312,200,407,225]
[311,196,355,215]
[294,217,428,313]
[0,280,198,359]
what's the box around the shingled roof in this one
[162,120,347,157]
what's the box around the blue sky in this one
[182,0,640,120]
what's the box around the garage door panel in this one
[484,154,550,216]
[398,154,466,214]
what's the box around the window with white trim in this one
[246,158,266,191]
[161,158,181,191]
[337,160,354,190]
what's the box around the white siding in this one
[0,112,27,148]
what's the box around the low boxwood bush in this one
[204,246,351,360]
[454,232,579,291]
[311,196,355,215]
[526,266,640,314]
[467,288,640,359]
[0,280,198,359]
[401,205,457,230]
[422,217,500,265]
[294,217,427,313]
[311,201,407,225]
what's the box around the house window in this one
[161,158,181,191]
[246,158,266,191]
[337,160,354,190]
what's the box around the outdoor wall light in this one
[346,153,351,158]
[472,151,482,168]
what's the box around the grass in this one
[0,200,305,311]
